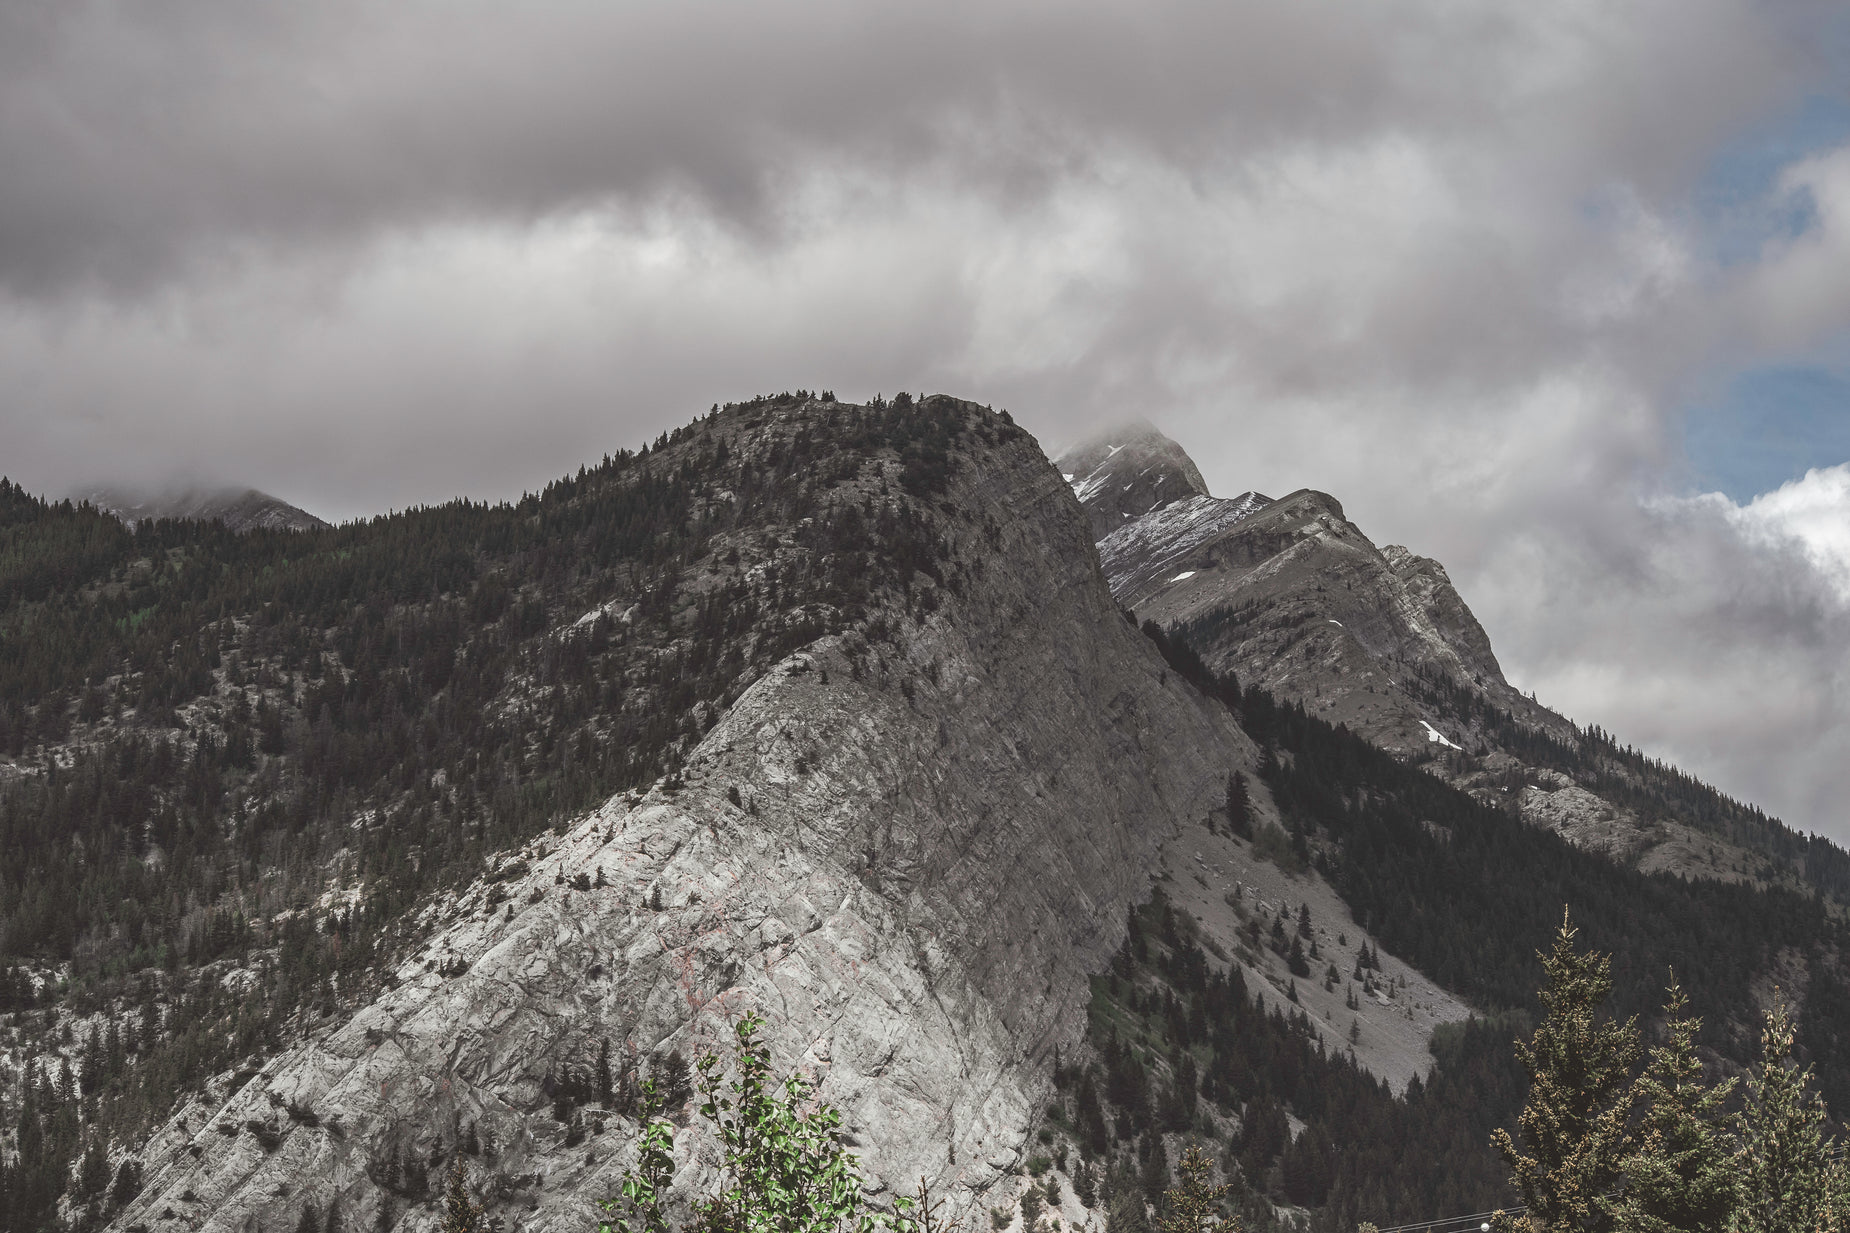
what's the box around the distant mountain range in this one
[83,485,330,533]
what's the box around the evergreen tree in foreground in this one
[1492,919,1850,1233]
[1733,998,1838,1233]
[1492,911,1639,1233]
[1610,979,1736,1233]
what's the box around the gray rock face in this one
[1056,425,1800,881]
[111,411,1252,1233]
[1059,423,1215,540]
[1054,424,1549,760]
[85,486,330,533]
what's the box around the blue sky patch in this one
[1685,364,1850,500]
[1692,93,1850,267]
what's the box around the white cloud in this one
[1725,464,1850,601]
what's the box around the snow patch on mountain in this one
[1071,470,1114,505]
[1096,492,1272,590]
[1419,720,1462,750]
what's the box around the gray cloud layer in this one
[6,0,1850,836]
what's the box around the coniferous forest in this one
[1091,621,1850,1228]
[0,393,1012,1232]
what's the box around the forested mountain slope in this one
[0,395,1255,1233]
[1065,630,1850,1231]
[1057,425,1850,901]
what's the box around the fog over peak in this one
[5,0,1850,835]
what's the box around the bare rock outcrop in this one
[112,404,1252,1233]
[1057,423,1782,886]
[1074,455,1546,759]
[1059,422,1214,540]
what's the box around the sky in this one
[6,1,1850,838]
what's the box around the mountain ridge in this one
[1057,422,1849,898]
[83,486,330,534]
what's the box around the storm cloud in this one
[6,0,1850,836]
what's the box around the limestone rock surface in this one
[1059,422,1213,541]
[111,406,1252,1233]
[1057,424,1779,887]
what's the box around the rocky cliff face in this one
[1057,425,1788,888]
[1058,422,1215,541]
[1058,426,1547,760]
[110,400,1254,1233]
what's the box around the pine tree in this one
[1156,1143,1234,1233]
[1734,997,1834,1233]
[1076,1075,1111,1158]
[654,1049,691,1110]
[110,1159,143,1209]
[1824,1157,1850,1233]
[1492,911,1639,1233]
[441,1162,486,1233]
[1141,1135,1170,1201]
[1611,978,1736,1233]
[1074,1161,1098,1208]
[76,1135,111,1199]
[1107,1187,1152,1233]
[1225,773,1251,838]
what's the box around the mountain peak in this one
[84,485,330,533]
[1054,422,1215,539]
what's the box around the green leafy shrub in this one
[601,1015,917,1233]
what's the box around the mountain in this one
[1059,426,1566,757]
[84,486,330,533]
[0,400,1266,1233]
[1056,421,1215,540]
[1057,425,1850,896]
[3,402,1850,1233]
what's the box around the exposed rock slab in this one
[113,409,1252,1233]
[1059,423,1214,541]
[1057,424,1782,886]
